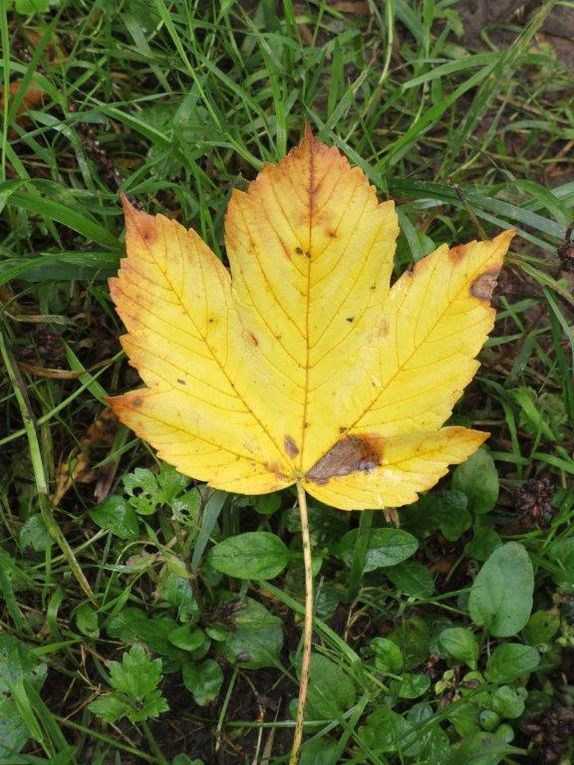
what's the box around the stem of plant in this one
[289,482,314,765]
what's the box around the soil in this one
[457,1,574,66]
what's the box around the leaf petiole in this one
[289,482,314,765]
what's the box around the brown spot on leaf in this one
[449,243,468,262]
[132,395,144,407]
[378,319,389,337]
[295,246,303,255]
[284,435,299,458]
[328,229,338,238]
[346,316,354,323]
[306,435,382,484]
[177,378,186,386]
[470,268,500,301]
[245,331,259,346]
[264,463,290,482]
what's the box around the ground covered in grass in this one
[1,1,574,763]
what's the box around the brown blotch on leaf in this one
[295,246,303,255]
[121,194,158,245]
[448,243,469,263]
[131,395,144,407]
[346,316,354,323]
[284,435,299,458]
[328,229,338,238]
[177,378,186,386]
[470,268,500,301]
[306,434,382,484]
[136,218,158,245]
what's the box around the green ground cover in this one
[1,1,574,763]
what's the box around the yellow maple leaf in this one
[109,131,514,511]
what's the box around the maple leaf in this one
[109,131,514,511]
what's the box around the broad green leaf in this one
[430,490,472,540]
[304,653,356,720]
[19,514,52,552]
[75,603,100,639]
[168,625,207,652]
[438,627,479,670]
[479,710,501,731]
[385,560,435,598]
[452,449,499,514]
[106,608,184,658]
[469,542,534,636]
[490,686,525,719]
[336,528,418,571]
[387,616,430,670]
[448,701,480,738]
[220,598,283,669]
[465,527,502,561]
[444,732,518,765]
[371,637,404,673]
[208,532,289,580]
[485,644,540,683]
[156,571,200,622]
[522,609,560,646]
[394,673,430,699]
[109,132,512,509]
[89,496,140,540]
[253,494,282,515]
[182,659,223,706]
[300,737,338,765]
[358,706,413,754]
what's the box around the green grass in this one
[1,0,574,763]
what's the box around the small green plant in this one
[88,644,168,724]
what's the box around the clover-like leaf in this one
[109,130,513,510]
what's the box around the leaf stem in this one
[290,482,314,765]
[347,509,374,601]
